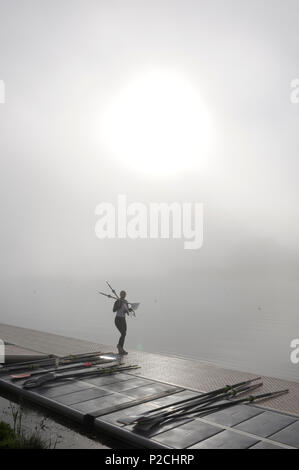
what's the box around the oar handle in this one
[106,281,119,298]
[99,292,118,300]
[224,377,261,391]
[248,389,289,402]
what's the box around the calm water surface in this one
[1,276,298,384]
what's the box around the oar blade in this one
[117,416,140,425]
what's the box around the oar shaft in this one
[99,292,118,300]
[106,281,119,298]
[23,364,139,388]
[171,383,263,419]
[143,377,261,416]
[1,350,104,373]
[169,388,290,422]
[11,358,117,380]
[135,383,262,426]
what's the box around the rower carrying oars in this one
[99,281,140,356]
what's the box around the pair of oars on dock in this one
[0,350,106,374]
[118,377,289,432]
[1,350,140,389]
[21,363,140,389]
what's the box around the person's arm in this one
[113,300,120,312]
[126,303,133,315]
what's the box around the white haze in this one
[0,0,299,381]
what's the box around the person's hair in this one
[120,290,126,296]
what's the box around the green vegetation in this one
[0,420,46,448]
[0,405,55,449]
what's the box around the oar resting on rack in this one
[0,350,104,374]
[119,377,262,426]
[146,388,290,433]
[118,377,289,432]
[22,364,140,389]
[10,356,118,380]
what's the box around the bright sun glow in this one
[100,68,212,175]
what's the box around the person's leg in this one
[118,317,127,348]
[115,317,122,346]
[115,317,127,350]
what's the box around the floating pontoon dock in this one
[0,323,299,449]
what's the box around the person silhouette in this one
[113,290,132,355]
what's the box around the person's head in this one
[120,290,126,299]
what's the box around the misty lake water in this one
[2,0,299,397]
[1,275,298,384]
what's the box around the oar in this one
[0,350,104,373]
[176,388,290,421]
[141,382,263,428]
[134,388,289,432]
[23,364,140,389]
[11,357,118,380]
[130,382,263,431]
[161,381,264,420]
[119,376,261,425]
[99,292,118,301]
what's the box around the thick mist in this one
[1,0,299,381]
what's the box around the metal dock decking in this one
[1,323,299,449]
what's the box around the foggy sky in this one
[0,0,299,381]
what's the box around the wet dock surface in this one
[1,323,299,449]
